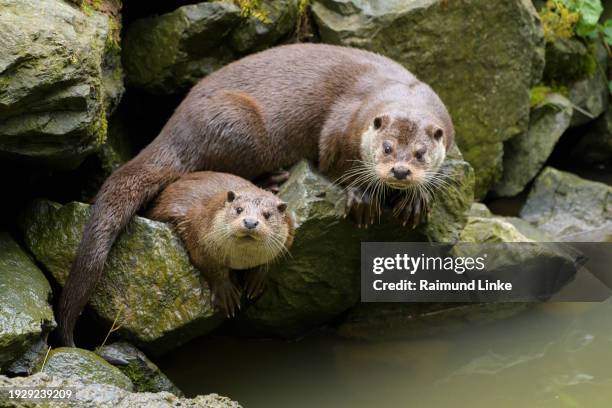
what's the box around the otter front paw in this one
[392,191,432,228]
[211,281,242,318]
[254,169,290,194]
[346,187,380,228]
[244,267,267,300]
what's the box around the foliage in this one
[540,0,580,42]
[234,0,270,23]
[540,0,609,41]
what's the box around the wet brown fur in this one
[57,43,453,346]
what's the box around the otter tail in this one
[56,140,192,346]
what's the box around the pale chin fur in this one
[359,125,378,165]
[204,211,288,270]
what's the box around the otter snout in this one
[243,218,259,229]
[391,166,411,180]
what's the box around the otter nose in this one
[391,166,411,180]
[243,218,259,229]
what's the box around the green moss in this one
[529,85,569,107]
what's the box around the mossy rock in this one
[494,93,573,197]
[243,155,473,337]
[0,0,124,168]
[123,0,298,94]
[20,200,222,354]
[0,233,55,371]
[37,347,133,391]
[572,108,612,165]
[98,342,182,395]
[312,0,545,198]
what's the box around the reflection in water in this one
[158,300,612,408]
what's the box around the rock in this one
[20,200,223,354]
[543,37,592,83]
[494,93,573,197]
[468,203,492,218]
[243,155,473,337]
[0,372,241,407]
[37,347,133,391]
[520,167,612,240]
[337,303,531,341]
[5,339,48,377]
[123,0,298,94]
[467,203,555,241]
[572,108,612,164]
[568,40,609,127]
[0,0,124,168]
[98,342,182,395]
[312,0,545,198]
[0,232,55,370]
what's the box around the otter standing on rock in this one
[58,43,454,346]
[147,171,293,317]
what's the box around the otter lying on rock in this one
[147,172,294,317]
[58,43,454,346]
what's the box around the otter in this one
[58,43,454,346]
[147,172,293,317]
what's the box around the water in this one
[158,300,612,408]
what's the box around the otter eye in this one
[263,211,271,220]
[383,141,393,155]
[373,117,383,130]
[434,129,443,141]
[415,149,425,161]
[236,207,243,214]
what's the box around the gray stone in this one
[520,167,612,240]
[0,0,124,168]
[37,347,133,391]
[98,342,182,395]
[0,372,241,407]
[494,93,573,197]
[0,232,55,371]
[572,108,612,164]
[312,0,545,198]
[123,0,298,94]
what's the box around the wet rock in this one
[0,232,55,370]
[123,0,298,94]
[337,303,531,341]
[0,372,241,407]
[0,0,124,168]
[572,108,612,165]
[312,0,544,198]
[243,155,473,337]
[98,342,182,395]
[520,167,612,240]
[5,339,48,377]
[494,94,573,197]
[20,200,223,354]
[37,347,133,391]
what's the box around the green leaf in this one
[575,0,603,37]
[608,80,612,96]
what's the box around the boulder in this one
[0,232,55,370]
[494,93,573,197]
[20,200,223,354]
[520,167,612,240]
[243,154,473,337]
[37,347,133,391]
[567,40,609,127]
[543,37,592,83]
[0,0,124,168]
[311,0,545,198]
[123,0,298,94]
[572,108,612,164]
[98,342,182,395]
[0,372,241,407]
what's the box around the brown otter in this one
[147,171,293,317]
[57,43,454,346]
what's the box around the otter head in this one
[210,189,290,270]
[359,111,452,190]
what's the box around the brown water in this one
[159,300,612,408]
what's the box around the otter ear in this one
[227,191,236,202]
[277,202,287,213]
[373,115,389,131]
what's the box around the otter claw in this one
[244,267,267,300]
[346,188,378,227]
[393,192,432,228]
[211,281,241,318]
